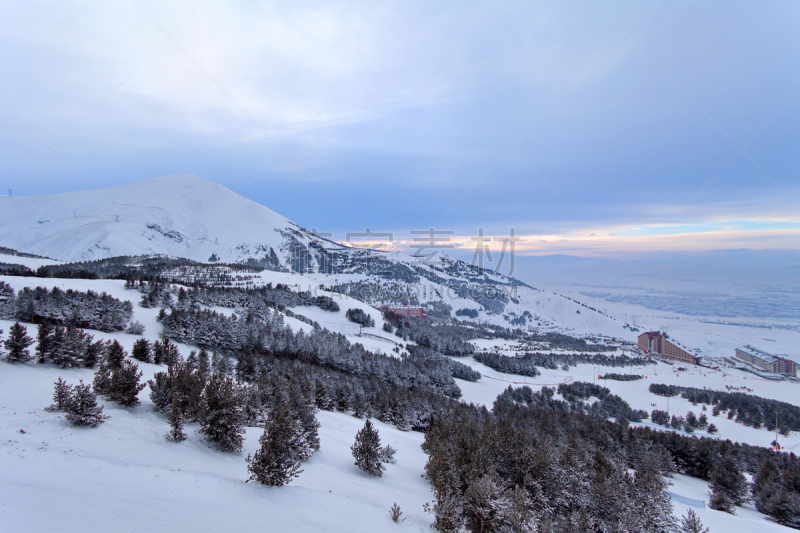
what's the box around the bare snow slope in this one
[0,174,293,263]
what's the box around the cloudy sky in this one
[1,1,798,258]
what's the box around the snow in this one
[0,174,291,263]
[669,474,790,533]
[0,252,63,269]
[0,354,433,533]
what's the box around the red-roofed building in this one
[638,331,701,365]
[387,304,424,317]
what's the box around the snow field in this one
[0,353,433,532]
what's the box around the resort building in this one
[387,304,424,318]
[734,346,797,377]
[638,331,701,365]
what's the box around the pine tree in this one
[289,381,320,461]
[752,456,781,513]
[497,485,536,532]
[55,327,86,368]
[36,321,55,364]
[46,377,74,412]
[679,509,709,533]
[351,419,384,477]
[709,490,735,515]
[247,401,303,486]
[108,359,146,407]
[152,340,165,365]
[131,338,152,363]
[65,380,108,426]
[389,502,404,523]
[708,457,747,513]
[93,362,113,396]
[464,469,507,533]
[217,354,231,375]
[425,488,464,533]
[4,322,34,362]
[198,349,210,375]
[165,394,187,442]
[764,488,800,528]
[200,373,245,452]
[632,455,678,532]
[379,444,397,464]
[84,339,104,368]
[186,350,198,370]
[49,326,66,365]
[162,338,180,366]
[105,339,126,369]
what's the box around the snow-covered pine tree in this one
[216,354,232,376]
[126,320,145,335]
[708,457,747,514]
[4,322,34,362]
[162,338,180,366]
[351,419,384,477]
[165,394,187,442]
[65,380,108,426]
[709,490,735,515]
[500,485,538,533]
[54,327,87,368]
[49,326,65,365]
[152,340,165,365]
[36,321,55,363]
[679,509,709,533]
[763,488,800,528]
[198,348,210,375]
[131,338,152,363]
[93,362,112,396]
[186,350,198,370]
[105,339,126,369]
[107,359,146,407]
[464,468,507,533]
[0,281,15,319]
[246,401,303,486]
[84,339,104,368]
[424,488,464,533]
[46,377,74,412]
[200,373,245,452]
[379,444,397,464]
[389,502,404,522]
[631,455,678,533]
[289,380,320,461]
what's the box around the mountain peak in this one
[0,175,291,263]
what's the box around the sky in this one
[1,0,799,258]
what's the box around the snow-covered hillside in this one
[1,272,798,531]
[0,174,293,264]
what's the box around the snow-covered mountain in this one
[0,175,299,264]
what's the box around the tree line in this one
[0,283,134,332]
[650,383,800,434]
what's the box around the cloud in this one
[1,1,798,253]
